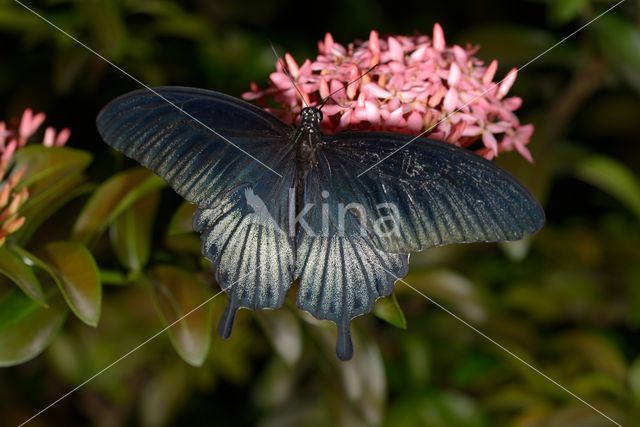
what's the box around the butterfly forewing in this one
[96,87,292,206]
[315,132,545,253]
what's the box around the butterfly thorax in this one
[295,107,323,172]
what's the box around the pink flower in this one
[0,108,72,247]
[0,164,28,247]
[244,24,534,162]
[43,126,71,147]
[18,108,46,147]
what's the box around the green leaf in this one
[374,293,407,329]
[628,357,640,404]
[562,331,627,381]
[165,233,202,257]
[0,4,43,33]
[252,357,297,408]
[148,265,212,366]
[139,364,189,427]
[154,14,212,40]
[591,13,640,94]
[99,269,129,286]
[574,155,640,220]
[0,288,67,367]
[11,146,92,189]
[452,353,497,387]
[80,0,127,59]
[168,201,197,235]
[400,269,487,323]
[255,310,302,365]
[549,0,590,24]
[32,242,102,327]
[17,176,94,243]
[498,236,532,261]
[72,168,166,244]
[110,191,160,271]
[0,246,45,305]
[336,331,386,424]
[9,146,92,244]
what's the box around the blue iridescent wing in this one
[96,86,292,205]
[97,86,296,337]
[317,132,545,253]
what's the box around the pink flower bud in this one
[498,68,518,99]
[432,23,446,51]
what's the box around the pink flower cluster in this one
[0,108,70,246]
[244,24,534,162]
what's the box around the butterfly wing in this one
[97,86,296,337]
[193,162,296,338]
[295,131,544,359]
[317,132,545,253]
[295,153,409,360]
[96,86,292,205]
[295,235,409,360]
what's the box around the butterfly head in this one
[300,107,323,132]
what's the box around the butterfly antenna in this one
[269,41,309,108]
[318,63,379,110]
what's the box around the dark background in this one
[1,0,639,426]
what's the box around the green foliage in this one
[591,13,640,95]
[548,0,591,24]
[37,241,102,327]
[148,265,212,367]
[1,0,639,426]
[0,142,101,366]
[72,167,166,245]
[0,246,45,305]
[0,287,67,367]
[374,293,407,329]
[110,191,160,271]
[11,145,93,242]
[574,155,640,220]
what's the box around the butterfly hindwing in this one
[193,162,296,337]
[295,234,409,360]
[295,163,409,360]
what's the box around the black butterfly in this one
[97,87,544,360]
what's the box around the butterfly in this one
[97,86,544,360]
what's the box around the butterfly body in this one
[293,108,324,220]
[294,107,323,171]
[97,86,544,360]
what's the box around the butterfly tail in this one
[218,299,238,339]
[336,317,354,360]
